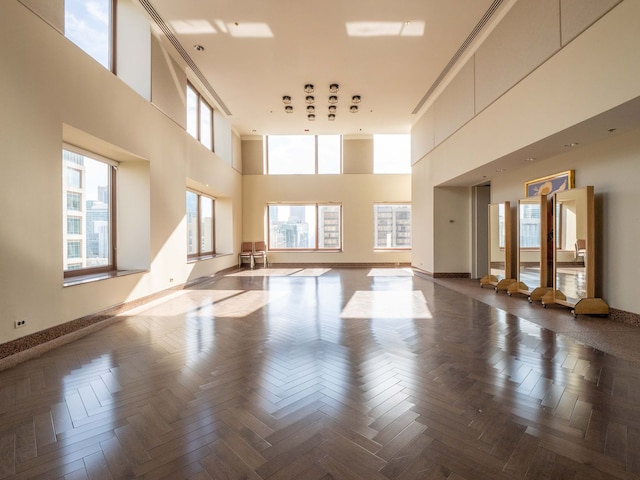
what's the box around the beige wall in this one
[411,1,640,314]
[0,2,241,344]
[242,138,411,264]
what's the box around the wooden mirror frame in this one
[480,202,515,291]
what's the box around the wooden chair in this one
[238,242,254,269]
[575,239,586,262]
[253,240,268,268]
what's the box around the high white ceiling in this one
[145,0,501,137]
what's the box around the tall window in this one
[64,0,113,70]
[268,204,342,250]
[374,204,411,249]
[186,83,214,151]
[187,191,215,258]
[63,147,116,276]
[267,135,342,174]
[373,134,411,173]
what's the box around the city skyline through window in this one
[62,149,113,274]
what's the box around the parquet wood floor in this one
[1,268,639,479]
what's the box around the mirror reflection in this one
[489,202,507,281]
[553,187,591,305]
[518,197,543,291]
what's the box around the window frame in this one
[186,189,216,260]
[186,82,215,152]
[64,0,116,72]
[267,202,343,251]
[63,145,118,279]
[373,203,412,250]
[265,135,342,175]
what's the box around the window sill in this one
[63,269,146,287]
[187,253,231,264]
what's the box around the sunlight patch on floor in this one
[367,268,413,277]
[341,290,432,319]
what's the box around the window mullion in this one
[197,194,202,256]
[111,165,117,268]
[315,136,319,174]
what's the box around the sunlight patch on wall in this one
[346,21,424,37]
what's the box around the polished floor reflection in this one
[0,268,639,479]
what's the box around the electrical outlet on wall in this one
[14,320,26,328]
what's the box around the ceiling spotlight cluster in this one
[281,84,362,121]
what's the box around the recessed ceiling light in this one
[193,44,205,52]
[496,168,506,173]
[328,105,337,113]
[282,95,291,104]
[525,157,536,162]
[285,105,293,113]
[304,84,314,93]
[608,128,617,133]
[328,96,338,104]
[352,95,361,104]
[305,96,315,104]
[329,83,339,93]
[350,105,358,113]
[328,114,336,121]
[308,114,315,121]
[564,142,579,147]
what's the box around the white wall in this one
[0,2,241,344]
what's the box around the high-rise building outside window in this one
[268,203,341,250]
[62,147,115,276]
[373,204,411,249]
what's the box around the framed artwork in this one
[525,170,574,197]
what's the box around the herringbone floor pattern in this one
[1,268,639,479]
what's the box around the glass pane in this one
[267,136,315,174]
[373,134,411,173]
[200,196,214,254]
[64,0,111,69]
[67,216,82,235]
[519,203,541,248]
[318,135,341,174]
[66,168,82,188]
[67,192,82,211]
[374,204,411,248]
[186,85,199,139]
[318,205,341,249]
[186,191,198,255]
[200,100,213,150]
[268,205,316,249]
[62,149,111,271]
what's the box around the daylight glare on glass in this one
[373,134,411,173]
[65,0,111,69]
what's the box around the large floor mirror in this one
[480,202,515,291]
[508,194,553,301]
[541,186,609,316]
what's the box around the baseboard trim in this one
[0,266,238,372]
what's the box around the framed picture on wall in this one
[525,170,574,197]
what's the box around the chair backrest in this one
[241,242,253,253]
[255,241,267,252]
